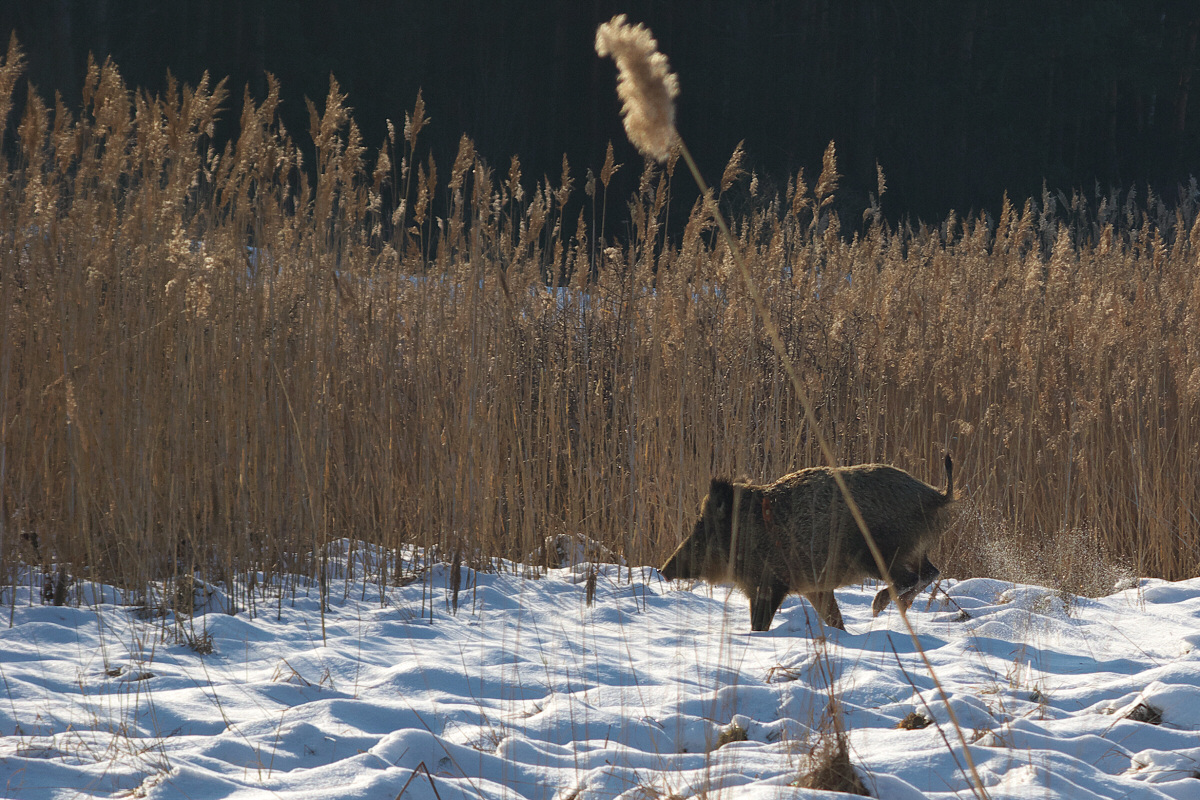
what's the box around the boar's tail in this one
[944,453,954,501]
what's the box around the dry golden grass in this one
[795,733,870,795]
[1,39,1198,606]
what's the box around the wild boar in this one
[661,455,955,631]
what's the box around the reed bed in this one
[1,41,1197,609]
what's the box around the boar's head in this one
[661,478,737,582]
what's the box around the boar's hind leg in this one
[750,581,790,632]
[896,556,941,611]
[802,590,846,631]
[871,556,941,617]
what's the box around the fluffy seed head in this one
[595,15,679,162]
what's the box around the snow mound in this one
[1,542,1198,799]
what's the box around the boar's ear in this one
[708,478,734,518]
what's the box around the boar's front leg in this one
[749,580,790,632]
[803,590,846,631]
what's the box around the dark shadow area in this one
[3,0,1198,225]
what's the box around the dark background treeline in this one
[4,0,1199,223]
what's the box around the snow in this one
[2,541,1199,799]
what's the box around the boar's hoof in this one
[749,602,774,632]
[871,587,892,616]
[873,586,923,616]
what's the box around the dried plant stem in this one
[273,361,326,645]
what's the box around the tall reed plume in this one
[594,15,679,162]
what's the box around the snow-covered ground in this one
[2,541,1200,799]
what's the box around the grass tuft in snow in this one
[182,630,214,655]
[896,711,932,730]
[714,722,748,748]
[1126,703,1164,726]
[797,732,870,796]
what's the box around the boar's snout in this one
[661,535,698,581]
